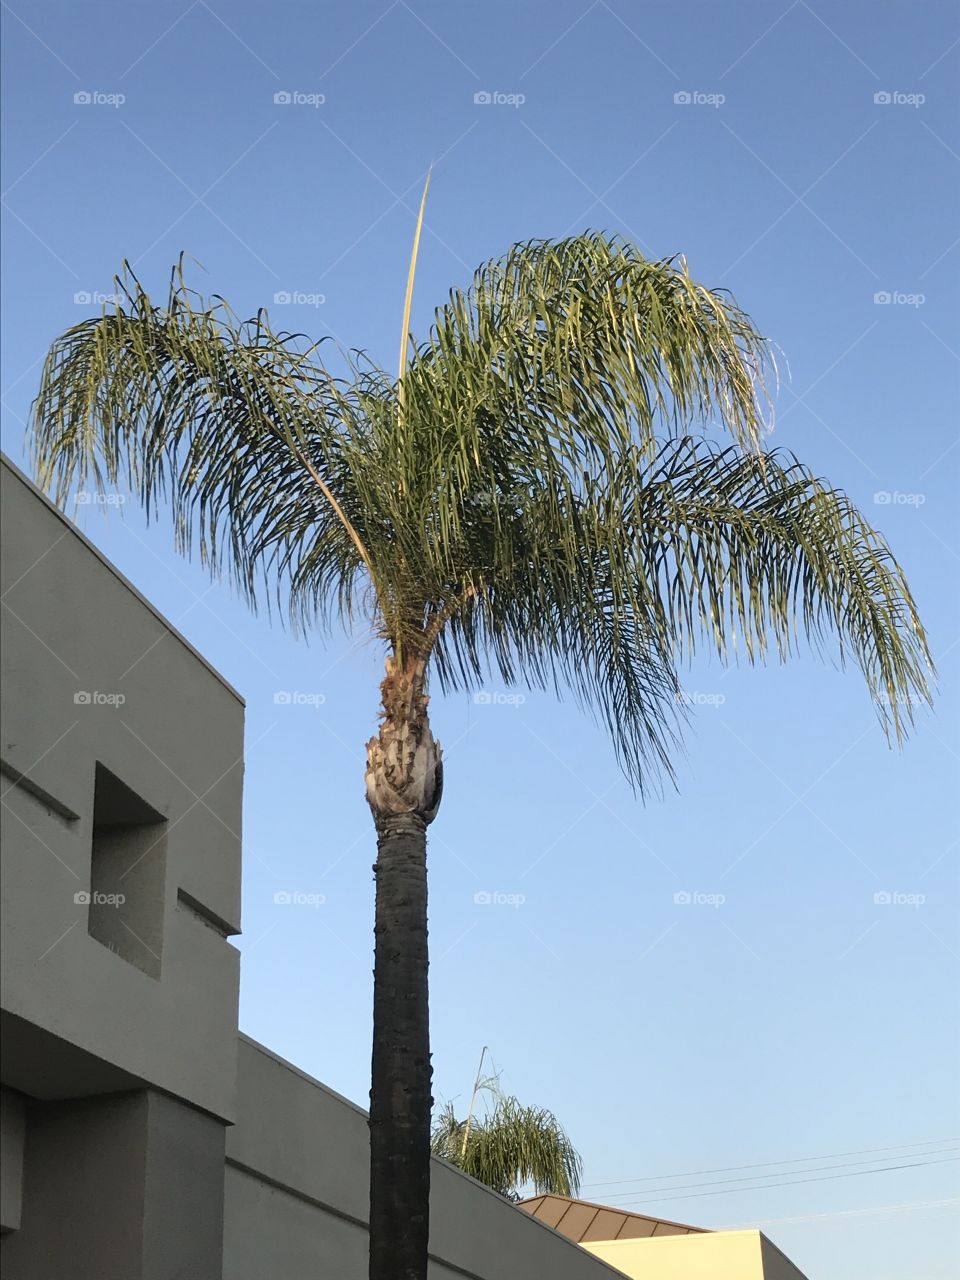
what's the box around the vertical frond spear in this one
[398,167,432,385]
[28,231,933,1280]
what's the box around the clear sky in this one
[2,2,958,1276]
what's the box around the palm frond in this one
[626,439,932,741]
[31,259,376,629]
[423,437,930,781]
[431,1096,582,1197]
[402,233,774,478]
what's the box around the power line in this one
[583,1136,959,1191]
[719,1196,960,1230]
[613,1155,960,1208]
[595,1146,960,1203]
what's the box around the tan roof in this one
[518,1194,708,1244]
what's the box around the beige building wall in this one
[584,1227,808,1279]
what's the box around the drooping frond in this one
[424,478,687,790]
[625,440,932,741]
[401,233,774,483]
[421,437,931,779]
[31,259,378,629]
[430,1097,583,1198]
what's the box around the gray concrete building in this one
[0,455,625,1280]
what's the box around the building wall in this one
[0,457,243,1124]
[584,1228,808,1279]
[761,1234,814,1280]
[223,1036,626,1280]
[0,1088,26,1233]
[1,1090,226,1280]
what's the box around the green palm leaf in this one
[431,1096,583,1198]
[31,238,930,793]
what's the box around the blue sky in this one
[2,2,958,1275]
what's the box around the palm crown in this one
[431,1094,582,1199]
[32,233,930,789]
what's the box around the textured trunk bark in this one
[368,813,431,1280]
[366,656,442,1280]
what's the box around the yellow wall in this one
[583,1229,808,1280]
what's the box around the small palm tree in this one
[431,1093,582,1198]
[30,227,930,1280]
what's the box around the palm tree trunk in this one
[366,656,442,1280]
[369,812,431,1280]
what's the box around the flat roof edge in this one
[1,454,245,706]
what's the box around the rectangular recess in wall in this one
[87,763,167,978]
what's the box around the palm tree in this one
[431,1093,582,1199]
[30,229,931,1280]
